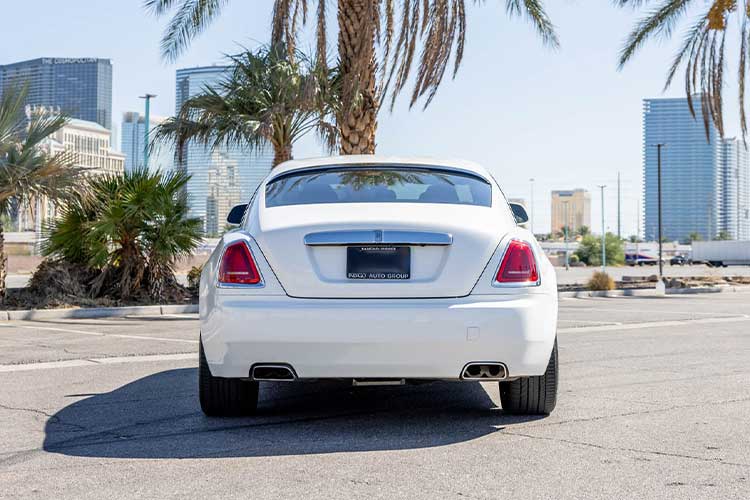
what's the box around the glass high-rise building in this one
[642,97,724,242]
[121,112,174,173]
[0,57,112,129]
[721,138,750,240]
[175,65,273,236]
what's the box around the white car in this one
[199,156,558,416]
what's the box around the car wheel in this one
[199,337,259,417]
[499,339,558,415]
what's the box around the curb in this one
[1,304,198,321]
[559,285,748,298]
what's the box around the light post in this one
[598,185,606,273]
[563,200,569,271]
[655,143,665,280]
[529,178,535,235]
[139,94,157,169]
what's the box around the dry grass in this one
[587,271,615,291]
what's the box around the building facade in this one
[16,117,125,232]
[0,58,112,129]
[121,111,173,173]
[175,65,273,236]
[642,97,724,242]
[550,189,591,235]
[721,138,750,240]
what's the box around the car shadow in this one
[43,368,546,459]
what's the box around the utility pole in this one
[636,197,641,264]
[139,94,157,170]
[529,178,535,235]
[598,185,607,273]
[656,143,665,280]
[617,172,621,239]
[563,201,569,271]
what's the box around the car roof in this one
[266,155,492,181]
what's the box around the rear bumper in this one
[201,293,558,379]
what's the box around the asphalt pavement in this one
[1,292,749,499]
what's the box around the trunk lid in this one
[254,203,511,298]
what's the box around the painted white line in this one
[557,319,623,325]
[0,353,195,373]
[0,323,198,344]
[559,306,741,317]
[558,314,750,333]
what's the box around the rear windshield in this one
[265,166,492,207]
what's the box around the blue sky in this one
[0,1,733,235]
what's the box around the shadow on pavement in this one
[44,368,545,459]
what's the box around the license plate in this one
[346,246,410,280]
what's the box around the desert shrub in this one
[587,271,615,291]
[187,264,204,292]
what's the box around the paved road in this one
[1,293,749,499]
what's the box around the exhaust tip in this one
[251,364,297,381]
[461,362,508,380]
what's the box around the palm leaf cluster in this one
[43,168,203,301]
[0,85,81,299]
[146,0,557,153]
[618,0,750,138]
[152,44,337,167]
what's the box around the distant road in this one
[554,264,750,285]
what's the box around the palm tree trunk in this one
[273,144,293,167]
[0,221,6,302]
[337,0,378,155]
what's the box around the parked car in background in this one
[669,254,688,266]
[199,156,559,417]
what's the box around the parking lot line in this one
[0,353,195,373]
[0,323,198,344]
[558,314,750,333]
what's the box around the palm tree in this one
[688,231,702,243]
[576,225,590,237]
[617,1,750,138]
[43,168,203,301]
[0,86,81,300]
[145,0,557,154]
[152,44,338,167]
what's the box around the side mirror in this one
[227,204,248,225]
[509,202,529,224]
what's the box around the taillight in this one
[495,240,539,284]
[218,241,261,285]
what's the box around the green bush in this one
[587,271,615,291]
[187,264,204,292]
[42,168,203,301]
[574,233,624,266]
[569,253,580,263]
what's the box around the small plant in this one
[587,271,615,291]
[187,264,203,293]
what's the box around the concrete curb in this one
[2,304,198,321]
[559,285,749,298]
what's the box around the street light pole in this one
[656,143,665,280]
[563,201,569,271]
[598,185,606,273]
[139,94,157,170]
[529,178,535,235]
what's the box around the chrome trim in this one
[304,230,453,246]
[250,363,298,382]
[215,240,266,289]
[460,362,509,381]
[491,238,542,288]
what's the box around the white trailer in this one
[691,241,750,266]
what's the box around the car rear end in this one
[199,158,558,415]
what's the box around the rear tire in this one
[199,338,259,417]
[499,339,558,415]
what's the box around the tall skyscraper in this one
[175,65,273,236]
[0,58,113,129]
[721,138,750,240]
[121,112,173,173]
[550,189,591,234]
[642,97,723,242]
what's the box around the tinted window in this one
[265,167,492,207]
